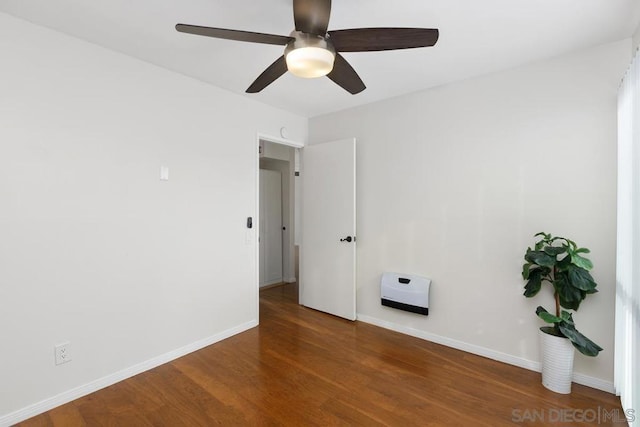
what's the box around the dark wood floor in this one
[19,283,624,426]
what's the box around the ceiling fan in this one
[176,0,439,95]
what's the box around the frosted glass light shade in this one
[285,47,335,78]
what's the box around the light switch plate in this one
[160,166,169,181]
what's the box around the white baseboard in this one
[283,277,297,283]
[0,320,258,427]
[572,373,616,394]
[260,278,283,288]
[356,314,614,394]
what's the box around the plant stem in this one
[553,265,560,318]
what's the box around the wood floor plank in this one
[17,282,624,426]
[47,404,87,427]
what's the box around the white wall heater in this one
[381,272,431,315]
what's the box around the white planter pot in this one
[540,328,575,394]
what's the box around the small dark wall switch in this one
[247,217,253,229]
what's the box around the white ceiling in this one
[1,0,639,117]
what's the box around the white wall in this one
[633,22,640,52]
[309,39,630,387]
[0,12,306,423]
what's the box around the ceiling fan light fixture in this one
[286,46,335,78]
[284,32,336,79]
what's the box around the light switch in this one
[160,166,169,181]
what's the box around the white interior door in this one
[301,138,356,320]
[259,169,283,287]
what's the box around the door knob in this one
[340,236,353,242]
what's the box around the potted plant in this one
[522,232,602,394]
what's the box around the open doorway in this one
[257,135,357,322]
[258,136,301,306]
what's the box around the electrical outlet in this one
[54,342,72,365]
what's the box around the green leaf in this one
[523,268,549,298]
[523,266,551,297]
[567,265,598,292]
[524,269,544,297]
[525,250,556,268]
[570,253,594,271]
[560,299,582,311]
[534,232,550,251]
[575,247,591,254]
[560,297,581,311]
[556,272,583,310]
[558,288,583,310]
[560,310,574,325]
[536,306,562,324]
[522,263,531,280]
[558,323,603,357]
[543,246,567,256]
[535,306,549,316]
[556,254,572,271]
[538,311,562,324]
[564,238,577,249]
[540,325,563,337]
[559,288,583,310]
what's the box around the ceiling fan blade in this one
[246,56,288,93]
[176,24,293,46]
[327,54,365,95]
[329,28,439,52]
[293,0,331,35]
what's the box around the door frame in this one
[255,132,303,320]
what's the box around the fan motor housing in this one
[286,31,336,54]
